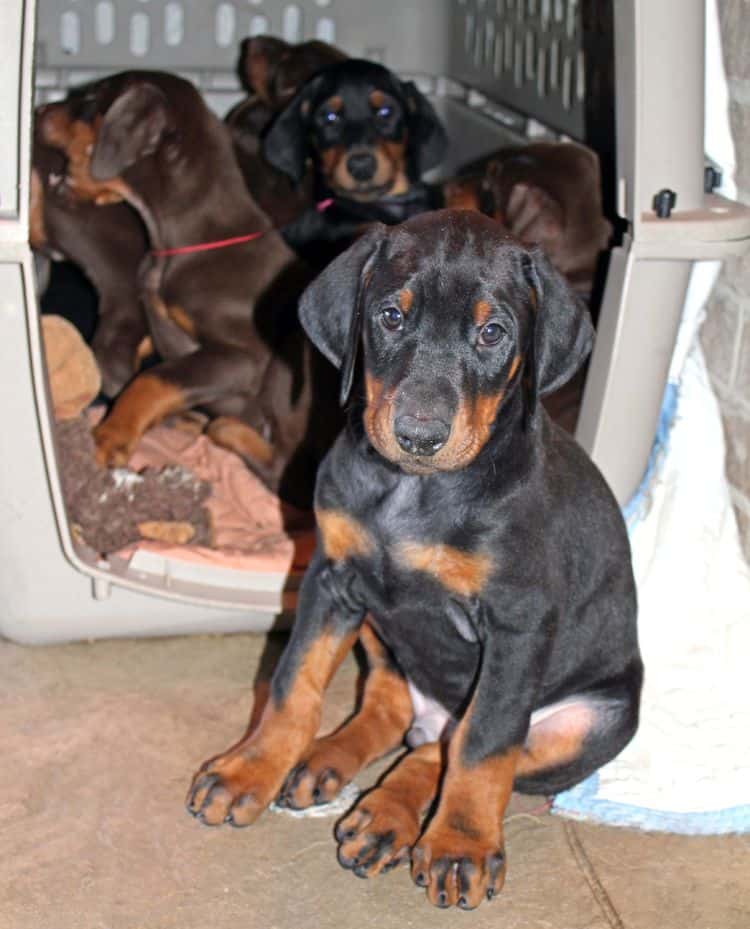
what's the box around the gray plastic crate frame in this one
[35,1,588,136]
[1,0,749,643]
[449,0,587,139]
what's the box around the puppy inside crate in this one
[32,35,611,498]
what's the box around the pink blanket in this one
[116,423,315,575]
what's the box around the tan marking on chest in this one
[316,509,375,562]
[396,542,492,596]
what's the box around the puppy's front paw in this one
[93,419,136,468]
[277,740,360,810]
[411,824,506,909]
[186,751,284,827]
[334,787,421,879]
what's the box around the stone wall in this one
[699,0,750,560]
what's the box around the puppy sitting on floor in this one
[262,58,447,267]
[187,210,642,909]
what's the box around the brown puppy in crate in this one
[36,69,340,508]
[444,141,612,296]
[30,130,149,398]
[31,38,344,401]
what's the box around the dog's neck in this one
[119,118,271,256]
[318,181,442,224]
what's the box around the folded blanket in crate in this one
[115,424,315,578]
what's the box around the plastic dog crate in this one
[2,0,749,643]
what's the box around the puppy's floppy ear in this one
[90,82,172,179]
[400,80,448,176]
[238,35,288,98]
[522,245,594,411]
[263,76,322,184]
[298,224,387,405]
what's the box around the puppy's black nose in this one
[394,416,450,456]
[346,150,377,182]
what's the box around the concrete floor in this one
[1,631,748,929]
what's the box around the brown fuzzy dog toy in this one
[42,315,213,554]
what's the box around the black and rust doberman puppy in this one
[187,210,642,909]
[226,35,347,227]
[262,58,448,266]
[37,70,338,507]
[31,124,149,398]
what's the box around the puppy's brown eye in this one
[324,111,340,124]
[376,106,393,119]
[381,307,403,331]
[478,322,505,346]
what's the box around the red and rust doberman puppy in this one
[32,121,149,398]
[37,69,339,507]
[444,141,613,296]
[187,210,642,909]
[32,39,343,401]
[262,58,447,267]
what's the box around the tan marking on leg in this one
[315,508,374,562]
[148,297,197,339]
[93,373,186,467]
[282,621,413,808]
[336,741,443,877]
[206,416,275,468]
[412,698,517,908]
[187,629,358,826]
[134,335,154,368]
[166,304,197,338]
[396,542,492,597]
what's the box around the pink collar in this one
[150,198,334,257]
